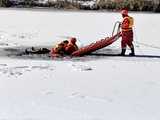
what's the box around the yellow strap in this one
[122,16,134,31]
[122,28,132,31]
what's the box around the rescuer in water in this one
[25,37,78,57]
[50,37,78,57]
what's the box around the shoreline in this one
[0,7,157,14]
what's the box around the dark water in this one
[1,46,160,62]
[0,45,119,61]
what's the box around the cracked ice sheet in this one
[0,9,160,120]
[0,58,160,120]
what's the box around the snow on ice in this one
[0,8,160,120]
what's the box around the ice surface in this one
[0,9,160,120]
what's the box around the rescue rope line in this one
[133,27,160,50]
[133,27,154,73]
[133,27,145,57]
[135,41,160,50]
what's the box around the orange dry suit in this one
[65,42,78,55]
[121,16,134,49]
[50,43,65,57]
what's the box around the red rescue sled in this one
[72,32,121,57]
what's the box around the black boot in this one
[120,48,126,56]
[129,47,135,56]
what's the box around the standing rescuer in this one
[120,9,135,56]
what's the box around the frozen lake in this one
[0,8,160,120]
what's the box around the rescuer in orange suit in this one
[120,9,135,56]
[50,37,78,57]
[65,37,79,55]
[50,40,69,57]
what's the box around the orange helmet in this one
[69,37,77,44]
[121,9,128,16]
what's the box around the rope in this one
[135,41,160,50]
[133,27,154,73]
[133,27,144,55]
[133,27,160,50]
